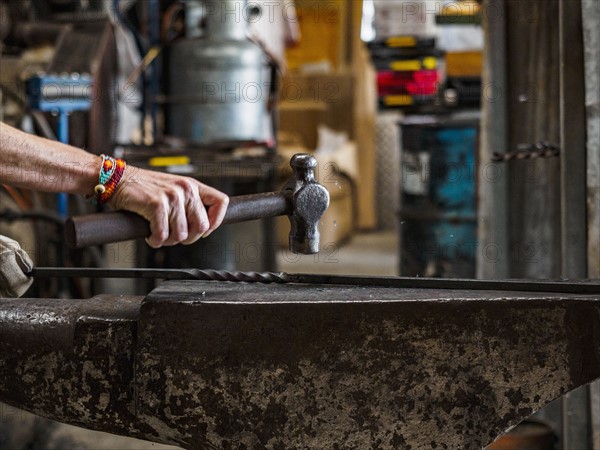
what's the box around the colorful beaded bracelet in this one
[93,155,126,204]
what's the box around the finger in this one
[200,187,229,238]
[164,191,188,246]
[145,200,169,248]
[182,190,209,245]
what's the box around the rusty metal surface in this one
[1,283,599,449]
[137,282,600,449]
[0,295,145,437]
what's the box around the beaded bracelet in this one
[93,155,126,204]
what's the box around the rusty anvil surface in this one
[0,282,599,449]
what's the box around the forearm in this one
[0,122,229,247]
[0,122,101,195]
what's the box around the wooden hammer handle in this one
[65,192,290,248]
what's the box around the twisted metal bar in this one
[194,270,287,284]
[29,267,289,284]
[492,141,560,162]
[29,268,600,294]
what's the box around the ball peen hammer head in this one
[284,154,330,254]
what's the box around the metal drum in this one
[167,0,270,144]
[399,113,479,278]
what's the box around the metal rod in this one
[29,267,600,294]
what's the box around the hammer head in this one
[284,154,330,254]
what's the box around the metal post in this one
[563,386,592,449]
[581,0,600,447]
[581,0,600,285]
[592,382,600,450]
[559,0,587,279]
[559,0,590,447]
[477,0,508,279]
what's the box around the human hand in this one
[108,167,229,248]
[0,235,34,298]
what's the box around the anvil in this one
[1,280,599,449]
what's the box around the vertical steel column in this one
[563,386,592,449]
[582,0,600,447]
[477,0,508,279]
[581,0,600,285]
[559,0,587,279]
[559,0,591,447]
[593,381,600,450]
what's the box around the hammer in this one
[66,154,330,254]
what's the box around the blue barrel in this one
[399,115,479,277]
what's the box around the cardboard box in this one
[278,101,328,150]
[318,171,355,248]
[285,0,348,70]
[279,72,355,142]
[278,67,376,230]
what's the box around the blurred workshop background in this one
[0,0,598,448]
